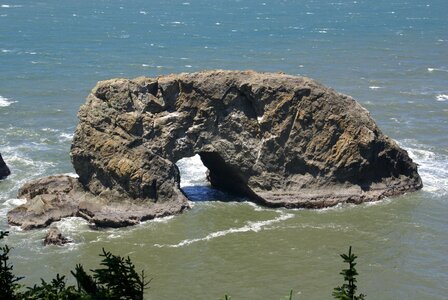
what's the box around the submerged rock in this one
[0,153,11,179]
[8,70,422,229]
[44,226,70,246]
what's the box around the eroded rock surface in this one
[0,153,11,179]
[44,226,70,246]
[8,175,188,229]
[8,70,422,228]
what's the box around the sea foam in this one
[401,140,448,196]
[154,211,294,248]
[436,94,448,102]
[0,95,15,107]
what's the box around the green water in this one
[3,189,446,299]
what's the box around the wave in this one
[428,67,448,73]
[0,198,26,219]
[1,4,23,8]
[176,154,208,187]
[400,140,448,197]
[436,94,448,102]
[0,95,16,107]
[59,132,74,142]
[154,211,294,248]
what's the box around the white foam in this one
[59,132,74,141]
[369,86,382,90]
[63,172,79,178]
[52,217,90,233]
[1,4,23,8]
[436,94,448,102]
[2,198,26,209]
[41,127,59,132]
[427,67,448,73]
[176,154,208,187]
[154,212,294,248]
[401,140,448,196]
[0,198,26,218]
[149,215,175,223]
[0,95,16,107]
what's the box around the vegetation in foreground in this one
[1,230,365,299]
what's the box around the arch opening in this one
[175,154,245,202]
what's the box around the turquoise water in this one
[1,0,447,298]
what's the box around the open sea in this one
[0,0,447,299]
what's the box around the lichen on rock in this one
[8,70,422,229]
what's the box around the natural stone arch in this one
[8,70,422,229]
[72,70,421,208]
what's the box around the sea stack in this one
[0,153,11,180]
[8,70,422,228]
[43,226,70,246]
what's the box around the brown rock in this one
[71,70,422,209]
[9,70,422,229]
[7,175,188,229]
[8,176,81,229]
[44,226,70,246]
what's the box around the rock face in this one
[8,70,422,229]
[0,153,11,179]
[8,176,81,229]
[8,175,188,229]
[44,227,70,246]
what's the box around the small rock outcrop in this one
[44,227,70,246]
[0,153,11,179]
[8,175,187,229]
[8,70,422,229]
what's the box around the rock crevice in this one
[8,70,422,228]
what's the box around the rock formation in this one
[8,70,422,229]
[0,153,11,179]
[44,226,70,246]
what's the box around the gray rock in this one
[44,226,70,246]
[9,70,422,229]
[8,176,81,229]
[71,70,422,208]
[7,175,188,229]
[0,153,11,179]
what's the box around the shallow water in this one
[1,0,447,299]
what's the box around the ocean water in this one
[0,0,447,299]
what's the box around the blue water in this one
[1,0,447,299]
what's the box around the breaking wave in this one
[401,140,448,197]
[154,210,294,248]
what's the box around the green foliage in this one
[0,231,23,300]
[21,274,78,300]
[71,248,150,300]
[332,246,366,300]
[0,230,149,300]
